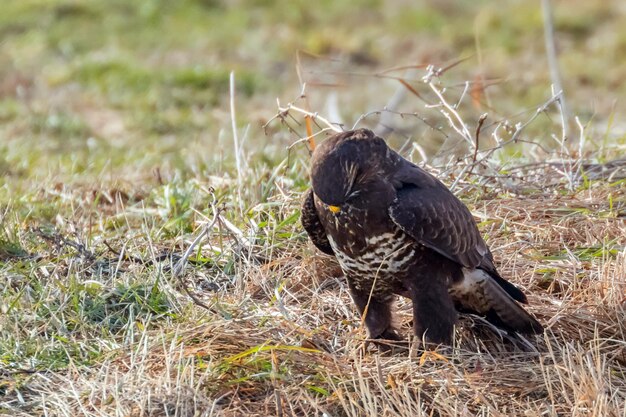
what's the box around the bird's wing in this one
[389,161,529,304]
[388,162,489,269]
[301,189,334,255]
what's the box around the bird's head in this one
[310,129,400,214]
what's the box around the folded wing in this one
[301,189,334,255]
[389,160,528,305]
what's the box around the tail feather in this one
[450,269,543,334]
[479,256,528,303]
[489,271,528,304]
[481,275,543,333]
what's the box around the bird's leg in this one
[407,278,458,346]
[347,282,405,352]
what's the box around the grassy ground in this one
[1,0,625,416]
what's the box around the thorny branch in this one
[270,60,594,192]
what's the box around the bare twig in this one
[230,71,244,215]
[426,80,474,150]
[541,0,570,139]
[172,192,221,312]
[442,90,563,191]
[485,91,563,163]
[473,113,488,165]
[456,80,471,109]
[173,194,220,278]
[277,102,342,133]
[459,113,489,183]
[35,228,96,261]
[372,69,418,137]
[287,128,338,151]
[353,108,449,140]
[297,78,315,150]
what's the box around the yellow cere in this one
[328,205,341,214]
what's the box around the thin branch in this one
[426,80,475,151]
[173,196,220,278]
[230,71,244,215]
[172,193,221,312]
[473,113,488,165]
[277,102,342,133]
[419,65,478,155]
[541,0,570,139]
[354,108,449,140]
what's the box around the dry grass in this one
[2,159,624,416]
[2,78,625,414]
[1,2,626,415]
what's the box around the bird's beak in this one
[328,205,341,214]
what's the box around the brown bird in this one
[301,129,542,347]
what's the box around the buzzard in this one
[301,129,542,347]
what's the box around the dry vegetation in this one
[3,155,624,417]
[1,0,626,416]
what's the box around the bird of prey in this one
[301,128,542,347]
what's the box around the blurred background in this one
[1,0,625,188]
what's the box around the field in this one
[1,0,625,416]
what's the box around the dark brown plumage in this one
[301,128,542,347]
